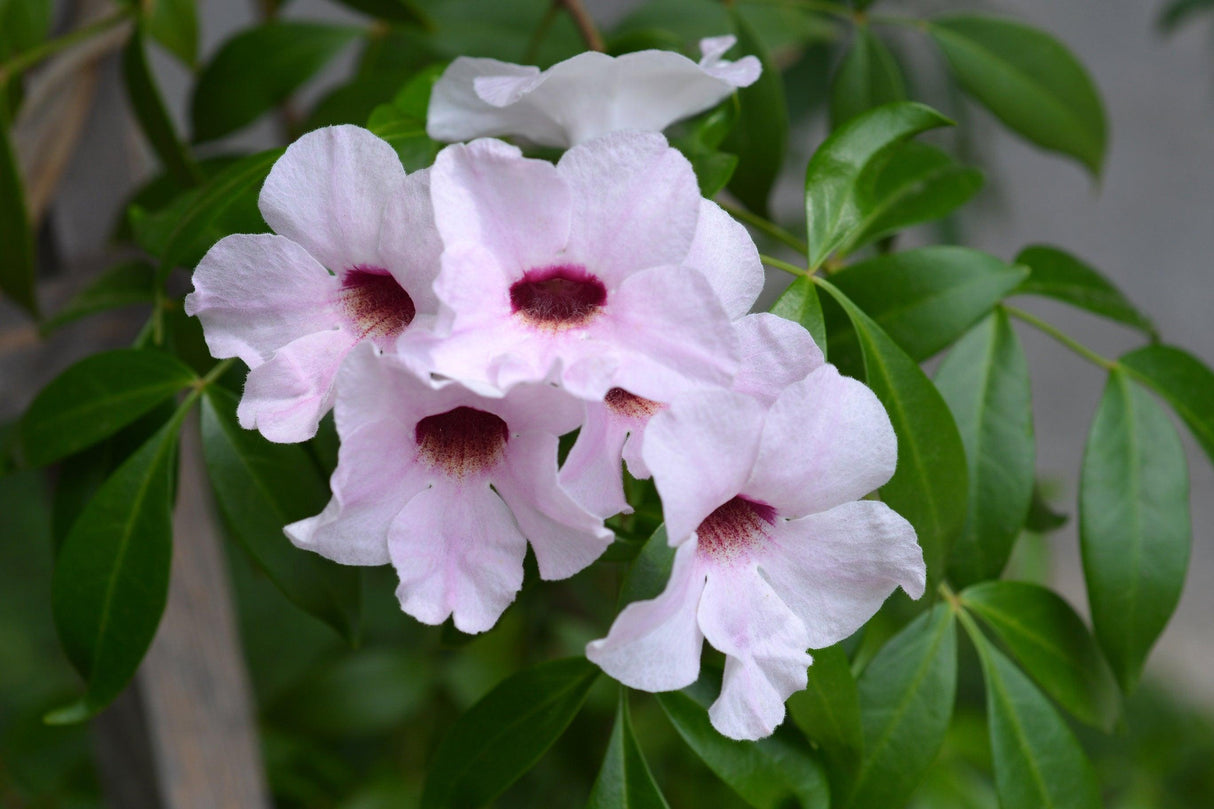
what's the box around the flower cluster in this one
[185,37,925,741]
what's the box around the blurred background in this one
[1,0,1212,806]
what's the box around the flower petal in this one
[559,403,633,519]
[586,541,706,691]
[427,57,566,146]
[185,234,338,368]
[733,313,824,406]
[388,482,527,634]
[378,167,443,314]
[697,35,762,86]
[684,200,764,320]
[698,565,812,740]
[747,365,897,517]
[259,125,406,273]
[758,501,926,649]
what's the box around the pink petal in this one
[697,35,762,86]
[733,313,824,406]
[185,234,338,368]
[259,125,406,274]
[697,565,812,740]
[237,329,357,443]
[586,541,706,691]
[378,167,443,315]
[559,403,633,519]
[684,200,764,320]
[747,366,897,517]
[388,482,527,634]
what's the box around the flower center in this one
[696,496,777,562]
[604,387,664,420]
[509,264,606,329]
[339,266,416,343]
[415,406,509,478]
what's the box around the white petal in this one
[185,234,338,368]
[259,125,406,273]
[427,57,569,147]
[560,403,633,519]
[378,167,443,315]
[684,200,764,320]
[697,35,762,86]
[586,541,706,691]
[732,313,824,406]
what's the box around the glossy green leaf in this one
[145,0,199,67]
[1119,344,1214,467]
[40,261,157,333]
[200,388,360,641]
[588,689,671,809]
[657,690,829,809]
[1013,245,1156,337]
[786,644,862,786]
[1024,484,1068,533]
[122,24,200,188]
[421,657,599,808]
[21,350,197,467]
[0,102,37,318]
[968,629,1102,809]
[824,247,1028,367]
[329,0,430,24]
[935,310,1035,585]
[47,407,187,722]
[929,15,1106,175]
[842,142,984,254]
[961,580,1119,730]
[191,22,361,142]
[830,27,906,128]
[845,604,957,809]
[618,525,675,607]
[724,8,788,215]
[770,276,828,360]
[1159,0,1214,32]
[1080,369,1190,693]
[818,280,968,580]
[804,102,951,270]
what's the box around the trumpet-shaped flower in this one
[286,346,612,633]
[427,36,761,148]
[586,367,926,740]
[418,131,756,401]
[185,125,441,443]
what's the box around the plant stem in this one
[717,200,809,255]
[1002,304,1116,370]
[557,0,605,52]
[760,254,809,277]
[0,8,134,83]
[524,1,561,63]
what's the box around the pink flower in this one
[286,346,612,633]
[560,313,823,518]
[418,131,758,402]
[184,125,442,443]
[586,366,926,740]
[427,36,761,148]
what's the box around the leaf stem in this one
[717,200,809,254]
[557,0,605,52]
[0,8,134,83]
[760,254,809,277]
[524,1,562,63]
[1002,304,1116,371]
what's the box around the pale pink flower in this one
[416,131,756,402]
[427,36,761,148]
[185,125,441,443]
[586,367,926,740]
[286,346,612,634]
[560,314,823,519]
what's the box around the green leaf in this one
[1013,245,1156,337]
[804,102,952,270]
[968,629,1102,809]
[1080,368,1190,693]
[818,280,968,580]
[0,0,53,60]
[830,27,906,128]
[48,407,187,722]
[824,247,1028,367]
[1119,344,1214,467]
[40,261,157,333]
[200,388,361,641]
[145,0,199,67]
[770,276,828,361]
[961,580,1119,730]
[21,349,197,467]
[842,142,984,254]
[929,15,1106,175]
[786,644,862,787]
[724,8,788,215]
[191,22,361,142]
[122,24,200,188]
[657,690,829,809]
[1159,0,1214,32]
[421,657,599,809]
[328,0,430,24]
[588,688,671,809]
[1024,484,1068,533]
[934,310,1035,585]
[845,604,957,809]
[0,101,37,318]
[618,525,675,607]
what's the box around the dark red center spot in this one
[509,264,606,329]
[340,266,416,343]
[696,497,777,562]
[415,406,509,478]
[604,387,664,420]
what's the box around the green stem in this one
[557,0,605,52]
[524,1,561,63]
[717,200,809,255]
[0,8,134,83]
[199,358,236,389]
[1002,304,1116,371]
[760,254,809,277]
